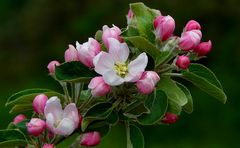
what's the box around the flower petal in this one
[103,70,124,86]
[55,118,75,136]
[127,53,148,82]
[44,97,63,122]
[45,113,55,132]
[108,38,129,63]
[63,103,79,129]
[93,52,115,75]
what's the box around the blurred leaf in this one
[129,124,144,148]
[176,82,193,114]
[158,77,188,106]
[0,129,26,147]
[124,103,150,119]
[182,64,227,104]
[130,2,156,42]
[121,26,139,37]
[6,88,64,107]
[82,102,113,131]
[55,61,96,83]
[137,90,168,125]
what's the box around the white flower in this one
[93,38,148,86]
[44,97,79,136]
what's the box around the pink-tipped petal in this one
[63,103,79,129]
[108,38,129,63]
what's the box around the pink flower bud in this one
[136,71,160,94]
[184,20,201,31]
[127,9,134,24]
[27,118,46,137]
[64,44,78,62]
[80,131,101,147]
[161,112,178,124]
[179,30,202,51]
[42,144,55,148]
[13,114,26,124]
[88,76,111,97]
[194,40,212,56]
[102,25,123,49]
[154,15,175,41]
[33,94,48,114]
[76,38,101,68]
[47,60,60,75]
[176,55,190,69]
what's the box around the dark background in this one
[0,0,239,147]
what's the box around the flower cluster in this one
[6,2,226,148]
[13,94,101,147]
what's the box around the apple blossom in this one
[176,55,190,69]
[64,44,78,62]
[76,38,101,68]
[154,15,175,41]
[80,131,101,147]
[194,40,212,56]
[44,97,79,136]
[93,38,148,86]
[32,94,48,114]
[179,30,202,51]
[88,76,111,97]
[13,114,26,124]
[27,118,46,136]
[102,25,123,49]
[184,20,201,31]
[47,60,60,75]
[136,71,160,94]
[161,112,178,124]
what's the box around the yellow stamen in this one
[114,62,128,78]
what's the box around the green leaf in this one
[106,111,119,125]
[182,63,227,103]
[167,100,182,115]
[0,129,26,147]
[158,77,188,106]
[130,2,156,42]
[55,61,96,83]
[82,103,113,131]
[14,119,30,134]
[137,90,168,125]
[56,132,80,148]
[85,121,111,138]
[121,26,140,37]
[95,30,103,42]
[129,124,144,148]
[9,104,33,114]
[6,88,64,107]
[123,36,160,63]
[124,103,150,119]
[176,83,193,114]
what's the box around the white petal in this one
[108,38,129,63]
[63,103,79,129]
[55,118,75,136]
[44,97,63,122]
[102,25,109,31]
[103,70,124,86]
[126,53,148,82]
[128,52,148,74]
[45,113,55,132]
[93,52,115,75]
[124,72,142,82]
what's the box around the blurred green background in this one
[0,0,239,147]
